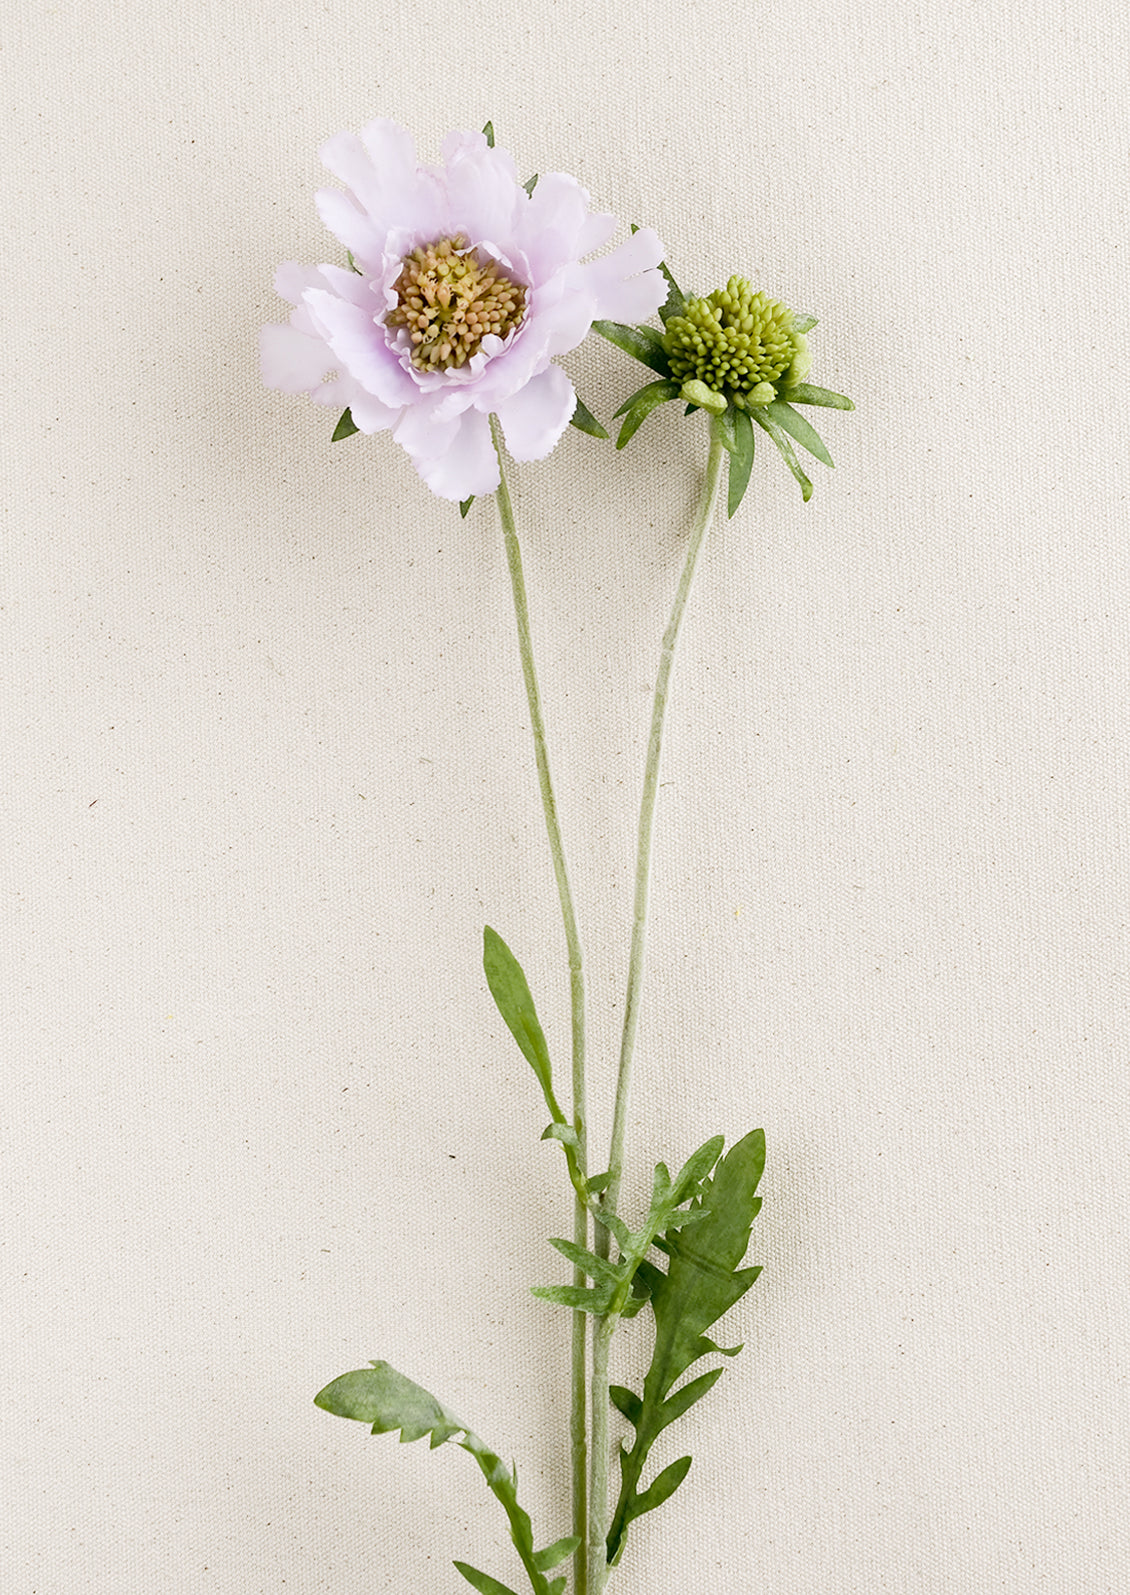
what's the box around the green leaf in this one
[454,1563,519,1595]
[547,1236,623,1283]
[612,378,681,449]
[591,320,672,376]
[609,1384,643,1426]
[628,1454,692,1521]
[530,1281,614,1314]
[317,1360,560,1595]
[586,1170,613,1195]
[791,310,818,334]
[751,410,813,500]
[522,173,539,197]
[460,496,475,518]
[724,407,755,518]
[331,408,359,442]
[763,399,834,467]
[656,259,688,326]
[606,1131,765,1564]
[541,1122,579,1148]
[782,381,854,410]
[483,927,559,1115]
[482,121,495,148]
[569,392,609,439]
[532,1537,580,1572]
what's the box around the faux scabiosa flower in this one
[595,261,853,512]
[261,120,666,502]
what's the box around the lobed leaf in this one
[606,1131,765,1565]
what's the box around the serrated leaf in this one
[751,410,813,500]
[606,1131,765,1564]
[763,399,834,467]
[483,927,558,1113]
[591,320,671,376]
[656,259,688,326]
[331,408,359,442]
[532,1536,579,1572]
[460,496,475,518]
[613,378,681,449]
[454,1563,519,1595]
[568,391,608,439]
[482,121,495,148]
[530,1281,614,1314]
[318,1359,560,1595]
[782,381,854,410]
[547,1236,623,1283]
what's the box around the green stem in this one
[588,431,726,1595]
[491,419,589,1595]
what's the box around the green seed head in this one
[662,278,802,405]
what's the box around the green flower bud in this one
[679,378,728,415]
[661,277,806,408]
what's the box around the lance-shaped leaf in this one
[613,378,681,448]
[483,927,561,1117]
[316,1361,562,1595]
[751,408,813,501]
[591,320,672,376]
[782,381,854,410]
[711,406,755,518]
[606,1129,765,1565]
[763,399,834,468]
[569,393,608,439]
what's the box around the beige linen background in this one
[4,1,1128,1590]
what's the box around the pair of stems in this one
[490,418,726,1594]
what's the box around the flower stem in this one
[588,430,726,1595]
[490,419,589,1595]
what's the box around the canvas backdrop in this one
[3,1,1128,1590]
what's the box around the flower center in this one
[386,235,528,372]
[662,279,797,398]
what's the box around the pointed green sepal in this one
[782,381,854,410]
[331,408,359,442]
[482,121,495,148]
[569,393,609,439]
[522,173,538,196]
[459,496,475,518]
[763,399,834,467]
[612,378,681,448]
[791,310,818,334]
[722,407,755,518]
[751,409,813,499]
[592,320,672,376]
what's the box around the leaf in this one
[612,378,681,448]
[656,259,688,326]
[523,173,539,197]
[605,1131,765,1564]
[530,1281,614,1314]
[482,927,558,1114]
[532,1537,580,1572]
[586,1170,613,1195]
[482,121,495,148]
[629,1454,692,1520]
[454,1563,520,1595]
[763,399,834,468]
[460,496,475,518]
[724,407,755,519]
[547,1236,623,1283]
[345,250,363,276]
[751,408,813,500]
[568,392,608,439]
[317,1360,561,1595]
[782,381,854,410]
[591,320,672,376]
[609,1384,643,1425]
[331,408,359,442]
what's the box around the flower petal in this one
[394,401,499,500]
[494,366,577,462]
[582,226,666,322]
[303,288,418,408]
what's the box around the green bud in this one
[680,378,728,415]
[661,276,806,410]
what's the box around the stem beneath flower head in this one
[490,417,589,1595]
[587,432,726,1595]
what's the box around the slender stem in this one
[587,432,726,1595]
[491,419,589,1595]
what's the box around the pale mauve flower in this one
[261,120,665,500]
